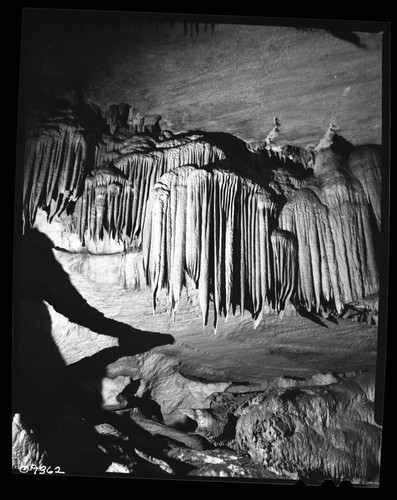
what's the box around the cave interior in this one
[12,10,390,486]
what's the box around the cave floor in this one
[155,313,378,384]
[65,259,379,386]
[15,241,381,482]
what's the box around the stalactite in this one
[223,175,237,320]
[199,175,212,326]
[23,117,89,231]
[96,132,227,170]
[170,185,188,312]
[23,102,379,329]
[257,195,268,321]
[270,229,297,316]
[144,166,195,295]
[348,145,382,232]
[143,186,169,310]
[106,104,120,135]
[237,185,245,317]
[72,132,226,250]
[279,147,379,314]
[89,133,227,249]
[73,164,133,246]
[185,170,205,284]
[278,144,315,170]
[94,184,107,241]
[280,188,342,313]
[106,183,120,239]
[313,150,379,302]
[143,165,278,331]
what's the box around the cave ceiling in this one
[20,10,383,146]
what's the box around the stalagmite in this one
[314,121,338,153]
[265,116,281,148]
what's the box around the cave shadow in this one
[294,27,366,49]
[20,365,197,476]
[201,131,252,162]
[92,407,198,476]
[13,226,175,475]
[18,398,196,477]
[44,363,198,476]
[13,297,65,412]
[191,129,275,170]
[18,227,174,350]
[14,226,174,406]
[327,30,366,49]
[294,305,329,328]
[190,130,313,192]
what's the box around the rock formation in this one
[22,106,95,231]
[14,96,384,484]
[279,146,379,315]
[143,165,280,330]
[234,371,381,483]
[348,144,382,233]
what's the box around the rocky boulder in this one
[234,371,381,483]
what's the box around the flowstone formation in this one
[22,105,97,231]
[279,147,379,315]
[21,101,381,327]
[15,98,383,483]
[144,166,278,330]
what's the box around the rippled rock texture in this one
[234,371,380,483]
[181,371,381,483]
